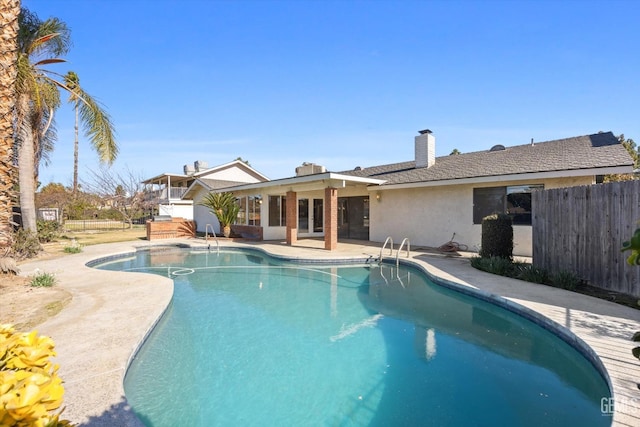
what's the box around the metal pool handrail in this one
[205,224,220,253]
[380,236,393,262]
[396,238,410,268]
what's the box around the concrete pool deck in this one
[15,237,640,426]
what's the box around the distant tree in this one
[35,183,103,220]
[82,166,150,228]
[35,182,71,219]
[450,148,461,155]
[235,156,250,165]
[604,134,639,182]
[619,134,639,169]
[64,71,116,194]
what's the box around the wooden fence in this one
[532,180,640,297]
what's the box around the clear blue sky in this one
[23,0,640,186]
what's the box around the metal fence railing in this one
[63,220,128,231]
[62,215,152,232]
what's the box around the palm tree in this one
[0,0,20,250]
[64,71,116,194]
[199,192,240,238]
[16,8,117,232]
[15,9,68,232]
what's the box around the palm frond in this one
[19,9,71,57]
[34,58,66,66]
[75,85,117,163]
[32,18,71,57]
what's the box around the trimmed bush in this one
[470,256,515,276]
[10,230,41,260]
[30,272,56,288]
[479,213,513,259]
[36,220,61,243]
[551,270,581,290]
[515,264,549,284]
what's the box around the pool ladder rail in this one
[205,224,220,253]
[379,236,411,268]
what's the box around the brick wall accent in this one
[231,224,263,240]
[324,187,338,250]
[286,190,297,245]
[146,218,196,240]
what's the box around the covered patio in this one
[230,172,385,250]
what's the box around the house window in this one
[248,195,261,226]
[268,195,286,226]
[313,199,323,232]
[236,195,262,226]
[473,185,543,225]
[237,196,247,225]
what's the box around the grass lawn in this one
[41,226,147,256]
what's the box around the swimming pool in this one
[95,247,611,426]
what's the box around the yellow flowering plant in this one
[0,324,73,427]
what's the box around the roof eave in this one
[141,172,189,185]
[223,172,386,193]
[374,166,634,190]
[193,159,270,181]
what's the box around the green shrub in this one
[63,245,82,254]
[95,208,122,220]
[515,264,549,284]
[622,227,640,265]
[10,229,42,260]
[479,213,513,260]
[37,220,62,243]
[30,272,56,287]
[470,256,515,276]
[551,270,581,290]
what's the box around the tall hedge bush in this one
[479,213,513,259]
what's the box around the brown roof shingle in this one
[339,132,633,185]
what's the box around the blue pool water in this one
[95,248,611,426]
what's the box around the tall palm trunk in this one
[73,100,78,194]
[17,94,37,232]
[0,0,20,249]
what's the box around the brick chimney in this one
[415,129,435,168]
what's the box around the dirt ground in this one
[1,229,146,331]
[0,272,72,330]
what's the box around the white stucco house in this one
[143,130,634,256]
[142,159,269,232]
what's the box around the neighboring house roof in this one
[142,160,269,186]
[183,178,251,199]
[339,132,633,186]
[142,172,190,185]
[193,159,270,182]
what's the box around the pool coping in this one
[16,238,640,426]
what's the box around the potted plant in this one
[199,192,240,238]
